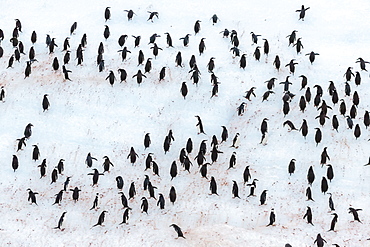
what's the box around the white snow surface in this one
[0,0,370,246]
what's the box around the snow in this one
[0,0,370,246]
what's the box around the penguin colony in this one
[1,4,370,246]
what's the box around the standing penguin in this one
[170,161,178,180]
[287,30,297,46]
[194,20,201,35]
[266,208,275,226]
[164,32,173,47]
[12,155,19,172]
[42,94,50,112]
[87,169,104,186]
[144,133,151,149]
[30,31,37,44]
[180,34,191,47]
[273,55,281,70]
[237,102,247,115]
[50,168,58,184]
[141,197,149,214]
[211,14,219,25]
[143,175,150,190]
[307,166,315,185]
[57,159,64,174]
[0,86,5,102]
[328,193,335,211]
[306,51,320,64]
[228,152,237,169]
[54,212,67,230]
[16,137,27,151]
[86,153,97,168]
[288,159,295,175]
[62,66,72,81]
[101,156,113,172]
[145,154,153,171]
[195,115,206,134]
[231,133,240,148]
[92,210,108,227]
[260,118,268,135]
[119,192,129,208]
[280,76,292,92]
[314,128,322,146]
[186,138,193,154]
[104,7,111,21]
[253,46,261,61]
[170,224,186,238]
[348,207,362,223]
[332,115,339,132]
[321,177,328,194]
[198,38,206,55]
[328,213,338,231]
[240,54,247,69]
[306,187,314,201]
[364,111,370,128]
[38,159,47,178]
[132,70,147,85]
[354,124,361,139]
[105,70,116,86]
[247,179,258,197]
[127,147,139,165]
[183,155,192,173]
[129,182,136,199]
[320,147,330,166]
[263,39,269,55]
[123,9,135,21]
[220,126,228,143]
[207,57,215,73]
[210,145,223,163]
[70,187,81,202]
[260,190,268,205]
[118,47,130,62]
[157,193,165,209]
[63,177,71,191]
[180,82,188,99]
[147,11,159,22]
[232,181,240,198]
[24,123,33,139]
[285,60,298,74]
[159,66,166,80]
[152,161,160,176]
[200,163,210,179]
[27,189,38,205]
[117,68,127,82]
[210,176,218,195]
[294,38,304,54]
[243,166,251,184]
[296,5,310,21]
[303,206,314,225]
[326,165,334,182]
[164,136,170,154]
[119,208,131,225]
[314,234,326,247]
[90,193,100,210]
[169,186,177,204]
[144,58,152,73]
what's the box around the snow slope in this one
[0,0,370,246]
